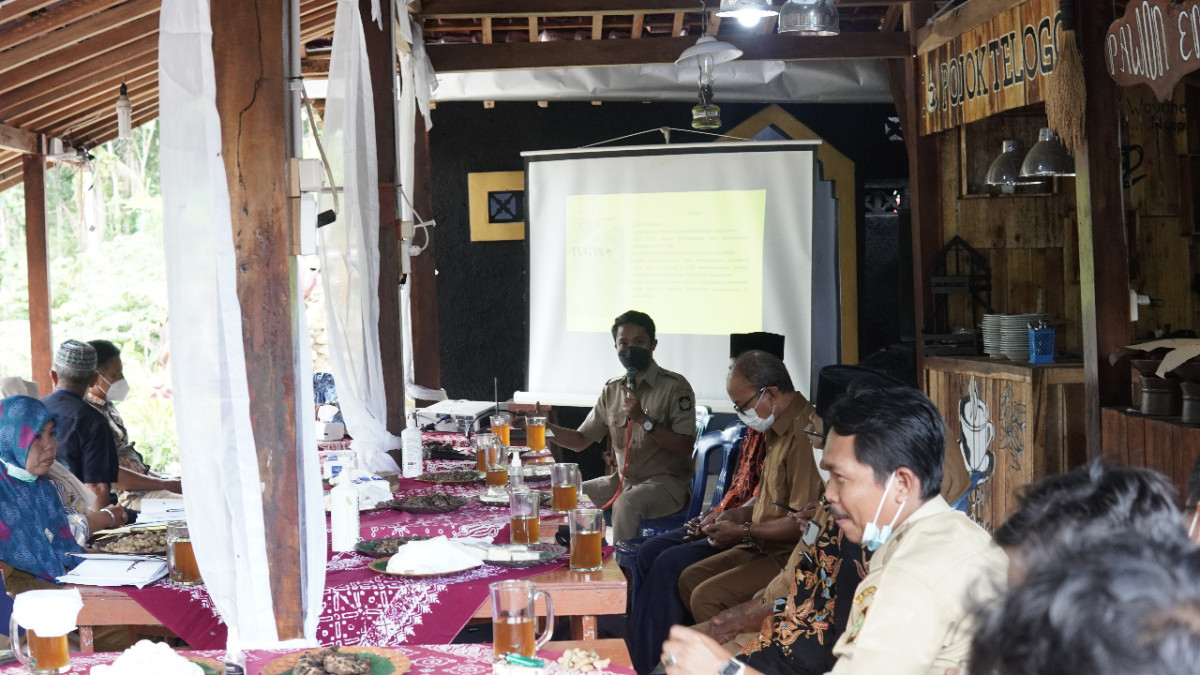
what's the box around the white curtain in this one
[158,0,277,646]
[319,0,401,471]
[160,0,324,647]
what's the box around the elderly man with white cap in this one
[40,340,120,513]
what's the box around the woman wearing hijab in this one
[0,395,86,592]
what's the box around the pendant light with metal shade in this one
[777,0,839,35]
[115,82,133,141]
[675,15,742,131]
[985,140,1044,191]
[1020,127,1076,178]
[716,0,778,25]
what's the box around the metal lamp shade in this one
[716,0,779,20]
[1020,128,1076,177]
[777,0,839,35]
[985,140,1043,188]
[675,34,743,68]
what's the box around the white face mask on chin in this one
[861,471,906,552]
[101,374,131,403]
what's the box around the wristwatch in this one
[718,659,746,675]
[642,417,657,432]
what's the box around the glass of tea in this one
[167,520,202,585]
[490,413,512,446]
[10,588,82,675]
[474,432,499,473]
[549,463,580,514]
[525,415,547,453]
[489,579,554,661]
[484,442,508,496]
[569,508,604,572]
[509,488,541,545]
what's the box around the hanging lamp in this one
[1020,128,1076,178]
[115,83,133,141]
[778,0,839,35]
[675,5,742,132]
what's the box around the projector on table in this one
[413,400,502,433]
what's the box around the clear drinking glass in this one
[489,580,554,660]
[474,432,499,473]
[509,488,541,545]
[569,508,604,572]
[167,520,202,585]
[9,589,81,675]
[550,463,580,514]
[525,416,547,453]
[484,442,508,495]
[491,413,512,446]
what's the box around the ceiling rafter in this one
[10,63,157,130]
[0,0,128,50]
[0,0,158,74]
[0,33,157,110]
[1,54,157,124]
[0,13,160,96]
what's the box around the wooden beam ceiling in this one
[0,13,159,96]
[0,0,157,73]
[425,31,910,72]
[0,33,157,113]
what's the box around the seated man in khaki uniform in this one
[547,310,697,543]
[660,385,1006,675]
[676,350,825,625]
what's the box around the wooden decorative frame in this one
[468,170,525,241]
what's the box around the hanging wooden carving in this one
[1105,0,1200,101]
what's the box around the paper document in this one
[57,553,169,588]
[137,498,185,524]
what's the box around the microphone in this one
[625,366,638,390]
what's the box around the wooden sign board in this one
[918,0,1061,136]
[1105,0,1200,101]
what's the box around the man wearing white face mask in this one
[86,340,182,511]
[675,350,824,627]
[660,386,1006,675]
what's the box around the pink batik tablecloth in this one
[0,644,636,675]
[118,461,572,650]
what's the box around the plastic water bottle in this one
[330,482,359,552]
[401,414,423,478]
[508,448,524,491]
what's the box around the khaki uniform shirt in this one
[577,361,696,485]
[828,496,1008,675]
[748,394,825,556]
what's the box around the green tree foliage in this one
[0,122,179,472]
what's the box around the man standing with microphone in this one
[547,310,698,543]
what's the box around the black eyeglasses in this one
[733,387,767,415]
[804,429,826,441]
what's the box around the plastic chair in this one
[694,405,713,438]
[614,423,746,571]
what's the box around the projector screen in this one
[518,141,840,411]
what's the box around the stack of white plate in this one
[1001,314,1050,361]
[981,314,1004,358]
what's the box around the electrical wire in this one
[300,89,339,215]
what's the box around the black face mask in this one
[618,346,653,372]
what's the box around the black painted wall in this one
[426,100,910,403]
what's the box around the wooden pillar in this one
[22,149,51,395]
[410,113,441,403]
[361,0,406,431]
[902,1,940,378]
[1074,2,1130,457]
[210,0,303,641]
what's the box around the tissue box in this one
[317,422,346,441]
